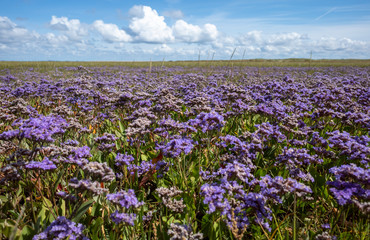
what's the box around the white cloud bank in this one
[92,20,132,42]
[0,5,369,60]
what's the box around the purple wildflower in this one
[107,189,143,209]
[110,211,137,226]
[17,115,68,143]
[32,216,88,240]
[156,135,196,158]
[26,157,57,171]
[188,111,225,133]
[115,153,134,167]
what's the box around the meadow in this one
[0,60,369,239]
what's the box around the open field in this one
[1,59,370,72]
[0,62,369,239]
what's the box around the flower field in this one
[0,63,369,239]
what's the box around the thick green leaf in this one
[72,199,94,223]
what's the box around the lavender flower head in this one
[26,157,57,171]
[94,133,117,151]
[156,135,196,158]
[107,189,143,209]
[32,216,88,240]
[188,111,225,133]
[115,153,134,167]
[110,211,137,226]
[17,115,68,143]
[327,164,369,209]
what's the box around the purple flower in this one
[32,216,88,240]
[115,153,134,167]
[65,146,91,166]
[107,189,143,209]
[156,135,196,158]
[26,157,57,171]
[275,147,322,182]
[127,160,155,177]
[94,133,117,143]
[0,129,20,141]
[327,164,369,207]
[188,111,225,133]
[17,115,68,143]
[110,211,136,226]
[322,223,331,229]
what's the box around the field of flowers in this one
[0,63,369,239]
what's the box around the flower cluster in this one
[188,111,225,133]
[156,135,196,158]
[275,147,323,182]
[107,189,143,226]
[327,164,369,212]
[25,157,57,171]
[33,216,88,240]
[156,186,186,213]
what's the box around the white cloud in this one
[92,20,132,42]
[154,43,173,54]
[0,16,35,44]
[172,20,202,42]
[172,20,218,43]
[49,16,88,41]
[267,32,306,45]
[1,5,370,61]
[128,5,174,43]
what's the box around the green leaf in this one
[72,199,94,223]
[52,169,65,194]
[21,225,34,239]
[119,121,125,133]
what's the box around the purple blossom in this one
[32,216,88,240]
[17,115,68,142]
[156,135,196,158]
[115,153,134,167]
[65,146,91,166]
[188,111,225,133]
[127,160,155,176]
[327,164,369,207]
[254,122,286,143]
[0,129,20,141]
[26,157,57,171]
[110,211,137,226]
[107,189,143,209]
[275,147,323,182]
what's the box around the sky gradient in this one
[1,0,369,61]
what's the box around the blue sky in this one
[1,0,369,61]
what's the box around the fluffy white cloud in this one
[172,20,218,43]
[0,16,35,44]
[92,20,131,42]
[49,16,88,41]
[267,32,307,45]
[128,5,174,43]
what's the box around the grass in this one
[1,59,370,73]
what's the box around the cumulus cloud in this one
[0,16,35,44]
[172,20,218,43]
[128,5,174,43]
[49,16,88,41]
[1,5,370,61]
[92,20,131,42]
